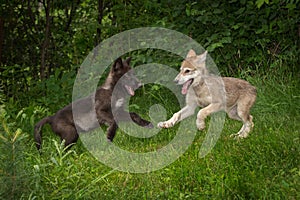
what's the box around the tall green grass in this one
[0,72,299,199]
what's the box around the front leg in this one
[158,105,196,128]
[196,103,222,130]
[130,112,153,128]
[115,110,153,128]
[157,111,181,128]
[96,110,118,141]
[106,121,118,142]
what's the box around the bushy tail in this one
[34,116,52,150]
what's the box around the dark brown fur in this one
[34,57,152,150]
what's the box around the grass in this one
[0,73,299,199]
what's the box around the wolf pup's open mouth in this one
[125,85,135,96]
[181,79,194,95]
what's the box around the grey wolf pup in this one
[158,49,256,138]
[34,57,153,150]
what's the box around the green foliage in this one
[178,0,300,75]
[0,107,29,200]
[1,0,299,99]
[31,69,76,108]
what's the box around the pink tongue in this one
[125,85,135,96]
[181,80,192,95]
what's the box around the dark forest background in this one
[0,0,299,99]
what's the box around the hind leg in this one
[227,105,241,121]
[53,123,79,148]
[230,114,253,139]
[61,127,79,148]
[229,99,255,139]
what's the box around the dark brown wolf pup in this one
[34,57,153,150]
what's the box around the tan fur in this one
[158,49,257,138]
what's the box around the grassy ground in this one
[0,74,299,199]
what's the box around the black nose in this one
[174,79,179,84]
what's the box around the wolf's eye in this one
[185,69,190,73]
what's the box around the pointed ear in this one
[186,49,197,58]
[125,57,132,65]
[196,51,207,64]
[113,57,123,71]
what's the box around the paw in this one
[230,132,248,139]
[196,121,206,130]
[157,121,173,128]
